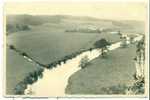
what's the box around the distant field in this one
[6,15,145,35]
[66,44,137,94]
[7,25,121,65]
[6,48,39,95]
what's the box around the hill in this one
[6,15,145,35]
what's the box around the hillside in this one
[66,44,137,94]
[6,15,145,35]
[6,14,145,95]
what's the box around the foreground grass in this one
[6,48,39,95]
[66,44,137,94]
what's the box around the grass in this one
[6,15,142,95]
[6,23,121,95]
[6,48,39,95]
[66,44,137,94]
[7,25,121,65]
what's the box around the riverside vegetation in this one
[6,15,145,95]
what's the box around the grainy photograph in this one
[4,1,148,97]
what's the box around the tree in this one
[134,36,145,79]
[79,56,89,69]
[136,36,145,52]
[14,81,27,95]
[94,38,110,57]
[37,68,44,78]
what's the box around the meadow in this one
[6,15,144,95]
[7,27,121,65]
[66,44,137,94]
[6,48,39,94]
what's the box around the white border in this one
[1,0,149,99]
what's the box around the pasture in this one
[6,48,39,94]
[7,24,121,65]
[6,15,143,95]
[66,44,137,94]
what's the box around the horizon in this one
[6,14,145,22]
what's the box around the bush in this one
[25,71,38,85]
[9,45,15,50]
[79,56,89,69]
[21,52,28,57]
[24,76,34,85]
[57,60,62,65]
[22,25,30,30]
[14,81,27,95]
[15,68,44,95]
[130,80,145,94]
[46,64,53,69]
[89,48,93,51]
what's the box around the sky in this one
[5,1,148,21]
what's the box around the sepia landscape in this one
[5,2,147,97]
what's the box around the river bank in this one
[23,35,143,96]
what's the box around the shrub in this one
[22,25,30,30]
[79,55,89,69]
[46,64,53,69]
[24,71,39,85]
[89,48,93,51]
[32,71,38,82]
[24,76,34,85]
[14,81,27,95]
[58,60,62,65]
[21,52,28,57]
[51,62,57,67]
[130,80,145,94]
[9,45,15,50]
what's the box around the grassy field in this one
[66,44,137,94]
[6,48,39,95]
[6,15,143,95]
[7,25,121,65]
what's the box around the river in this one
[24,35,143,96]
